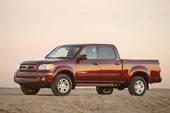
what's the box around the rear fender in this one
[129,66,151,83]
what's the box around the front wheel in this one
[51,74,72,96]
[96,87,113,95]
[128,76,147,96]
[20,85,40,95]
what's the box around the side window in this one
[80,46,97,59]
[98,46,116,59]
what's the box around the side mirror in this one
[78,54,87,60]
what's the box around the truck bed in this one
[121,59,161,83]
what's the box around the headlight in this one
[39,64,55,70]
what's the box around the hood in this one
[21,58,70,65]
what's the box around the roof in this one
[61,43,115,47]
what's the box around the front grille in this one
[19,70,37,72]
[19,64,37,72]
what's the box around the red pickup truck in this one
[14,44,161,96]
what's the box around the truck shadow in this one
[37,93,97,96]
[0,93,24,96]
[0,93,96,96]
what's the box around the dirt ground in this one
[0,88,170,113]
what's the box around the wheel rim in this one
[134,80,144,94]
[103,88,112,93]
[57,78,69,93]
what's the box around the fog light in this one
[41,77,46,81]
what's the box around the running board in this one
[75,82,118,87]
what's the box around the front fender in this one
[53,66,74,78]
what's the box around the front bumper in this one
[14,71,54,84]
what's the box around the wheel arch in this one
[130,71,149,90]
[55,69,75,89]
[129,66,151,90]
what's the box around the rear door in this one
[75,46,100,82]
[98,45,122,82]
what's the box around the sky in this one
[0,0,170,88]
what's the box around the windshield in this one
[46,46,81,59]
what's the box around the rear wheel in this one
[128,76,147,96]
[20,85,40,95]
[51,74,72,96]
[96,87,113,95]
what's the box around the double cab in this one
[14,44,162,96]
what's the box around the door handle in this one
[93,63,99,65]
[115,63,120,65]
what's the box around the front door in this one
[75,46,100,82]
[98,46,122,82]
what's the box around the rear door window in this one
[98,46,116,59]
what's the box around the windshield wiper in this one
[55,57,68,59]
[46,57,68,59]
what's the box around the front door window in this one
[80,46,97,59]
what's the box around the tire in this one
[96,87,113,95]
[20,85,40,95]
[51,74,72,96]
[128,76,147,96]
[128,83,134,95]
